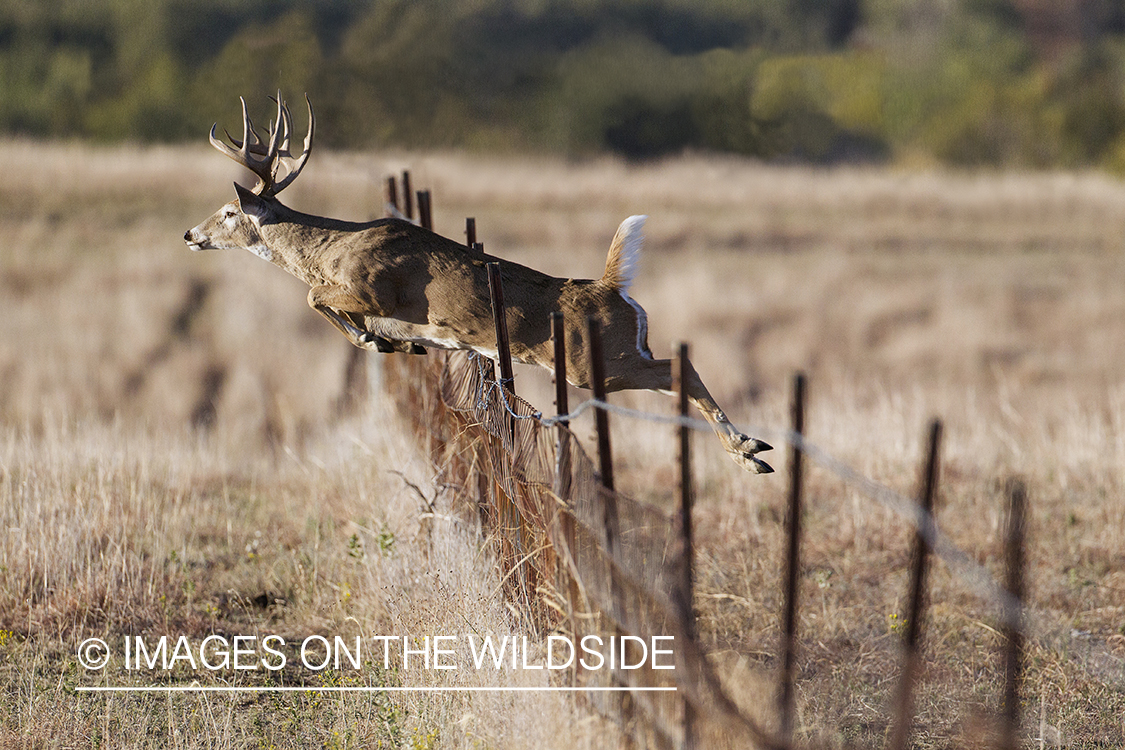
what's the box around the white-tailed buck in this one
[185,94,773,473]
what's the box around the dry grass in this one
[1,139,1122,747]
[0,410,607,748]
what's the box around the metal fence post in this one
[385,175,399,217]
[587,317,613,492]
[779,371,806,745]
[888,419,943,750]
[1002,479,1027,750]
[487,262,516,446]
[672,343,696,750]
[402,170,413,220]
[417,190,432,230]
[551,312,582,677]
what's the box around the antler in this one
[209,92,314,198]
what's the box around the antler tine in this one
[223,117,262,151]
[223,100,267,153]
[207,93,313,197]
[208,96,275,194]
[269,94,314,196]
[239,97,255,161]
[268,104,290,186]
[277,99,294,156]
[267,92,283,160]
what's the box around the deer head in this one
[184,93,313,255]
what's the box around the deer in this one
[184,94,774,474]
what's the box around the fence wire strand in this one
[461,350,1025,630]
[382,348,1026,748]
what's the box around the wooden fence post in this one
[888,419,943,750]
[1001,479,1027,750]
[672,343,696,750]
[779,371,807,745]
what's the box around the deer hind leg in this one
[605,356,774,474]
[307,284,424,354]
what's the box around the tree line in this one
[5,0,1125,168]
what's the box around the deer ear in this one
[234,183,268,220]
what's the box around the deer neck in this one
[253,202,373,285]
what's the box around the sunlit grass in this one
[1,140,1122,746]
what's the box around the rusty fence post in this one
[487,262,522,595]
[551,312,582,678]
[487,263,516,445]
[672,343,697,750]
[586,317,620,616]
[402,170,413,220]
[888,419,943,750]
[466,217,476,247]
[587,317,614,493]
[587,315,629,729]
[552,312,568,424]
[1001,478,1027,750]
[418,190,433,231]
[385,175,399,217]
[779,371,806,745]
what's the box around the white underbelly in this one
[367,318,501,360]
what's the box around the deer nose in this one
[183,230,192,241]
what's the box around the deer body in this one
[185,95,773,473]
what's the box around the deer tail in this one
[601,215,647,292]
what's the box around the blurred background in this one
[6,0,1125,168]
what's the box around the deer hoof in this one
[729,452,774,474]
[750,456,774,473]
[733,433,772,455]
[359,332,395,353]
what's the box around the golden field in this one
[1,140,1123,747]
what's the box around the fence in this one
[371,173,1029,750]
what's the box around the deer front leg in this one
[682,371,774,475]
[605,357,774,474]
[308,284,399,352]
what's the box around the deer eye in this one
[222,207,238,219]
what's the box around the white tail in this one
[184,94,773,473]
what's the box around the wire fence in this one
[383,348,784,749]
[368,172,1029,750]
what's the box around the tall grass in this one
[1,140,1122,746]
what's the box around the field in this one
[1,140,1123,747]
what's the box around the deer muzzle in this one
[184,228,209,251]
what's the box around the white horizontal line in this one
[76,686,677,693]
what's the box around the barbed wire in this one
[463,351,1026,630]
